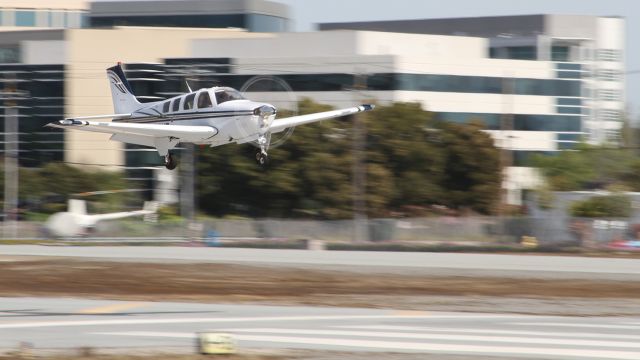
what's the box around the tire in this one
[256,152,269,168]
[165,154,178,170]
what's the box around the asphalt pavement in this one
[1,245,640,279]
[0,297,639,359]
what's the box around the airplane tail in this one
[106,63,141,114]
[68,199,87,215]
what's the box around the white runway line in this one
[338,325,640,341]
[0,314,437,329]
[93,331,640,360]
[223,327,640,349]
[512,322,640,330]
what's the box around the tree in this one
[196,99,502,218]
[533,144,640,191]
[438,121,502,214]
[570,194,631,218]
[0,162,132,214]
[365,102,446,212]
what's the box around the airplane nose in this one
[253,105,276,117]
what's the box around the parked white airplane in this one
[47,63,374,169]
[45,199,158,238]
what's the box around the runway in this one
[0,297,639,359]
[1,245,640,279]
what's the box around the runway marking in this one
[512,322,640,330]
[0,314,436,329]
[338,325,640,341]
[223,328,640,349]
[77,302,148,315]
[93,331,640,360]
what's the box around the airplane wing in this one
[46,119,217,142]
[270,104,374,133]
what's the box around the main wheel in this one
[164,154,178,170]
[255,152,269,168]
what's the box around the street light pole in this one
[352,72,368,242]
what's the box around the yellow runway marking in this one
[77,302,149,315]
[390,310,428,316]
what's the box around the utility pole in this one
[499,75,515,237]
[180,143,195,221]
[352,72,368,242]
[2,74,25,239]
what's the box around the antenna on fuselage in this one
[185,80,193,93]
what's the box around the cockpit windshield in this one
[214,88,245,105]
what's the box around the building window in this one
[599,109,622,121]
[0,47,19,63]
[557,106,582,115]
[605,129,621,143]
[50,11,65,27]
[597,69,621,81]
[597,49,622,62]
[556,71,581,79]
[15,10,36,26]
[433,112,582,132]
[556,63,581,71]
[557,98,582,106]
[551,46,570,62]
[245,14,288,32]
[557,133,582,141]
[598,89,621,101]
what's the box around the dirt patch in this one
[0,258,638,310]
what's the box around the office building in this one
[320,14,626,144]
[89,0,289,32]
[0,0,89,29]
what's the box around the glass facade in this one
[90,13,288,32]
[433,112,582,132]
[0,46,19,63]
[368,73,581,97]
[0,64,64,167]
[15,10,36,26]
[0,9,87,28]
[557,97,582,106]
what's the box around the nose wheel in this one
[256,151,269,168]
[164,153,177,170]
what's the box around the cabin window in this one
[171,98,180,112]
[162,101,170,113]
[214,88,244,105]
[197,91,213,108]
[184,93,196,110]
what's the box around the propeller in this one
[239,76,298,150]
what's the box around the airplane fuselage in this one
[114,87,275,147]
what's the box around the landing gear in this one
[255,151,269,168]
[164,153,177,170]
[255,133,270,169]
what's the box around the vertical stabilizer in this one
[68,199,87,215]
[106,63,141,114]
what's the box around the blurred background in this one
[0,0,638,252]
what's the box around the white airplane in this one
[47,63,374,169]
[45,199,158,238]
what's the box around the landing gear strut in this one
[255,133,270,169]
[164,152,177,170]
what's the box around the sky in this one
[100,0,639,116]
